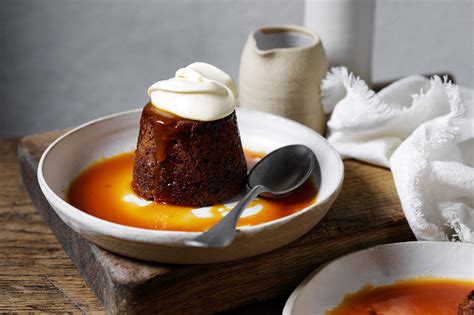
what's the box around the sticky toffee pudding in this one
[132,62,247,207]
[132,104,247,207]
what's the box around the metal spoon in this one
[185,144,316,248]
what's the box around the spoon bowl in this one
[250,145,316,198]
[186,145,316,248]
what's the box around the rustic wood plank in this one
[0,138,104,313]
[14,129,415,314]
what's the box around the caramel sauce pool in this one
[326,278,474,315]
[67,150,317,232]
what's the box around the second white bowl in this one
[284,241,474,314]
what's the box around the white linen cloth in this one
[321,67,474,242]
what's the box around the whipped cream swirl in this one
[147,62,238,121]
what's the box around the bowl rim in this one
[283,241,474,314]
[37,107,344,243]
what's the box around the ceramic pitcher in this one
[239,25,329,135]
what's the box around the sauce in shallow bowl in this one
[68,150,317,232]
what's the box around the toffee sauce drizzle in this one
[142,102,197,200]
[143,102,194,163]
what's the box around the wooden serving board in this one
[18,130,415,314]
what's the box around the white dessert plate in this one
[283,241,474,314]
[38,108,344,264]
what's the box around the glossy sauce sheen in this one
[325,278,474,315]
[68,150,317,232]
[143,102,194,163]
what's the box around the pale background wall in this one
[1,0,473,136]
[372,0,473,87]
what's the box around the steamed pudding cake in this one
[132,63,247,207]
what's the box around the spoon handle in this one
[187,185,268,248]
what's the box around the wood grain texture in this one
[0,138,104,313]
[12,129,415,314]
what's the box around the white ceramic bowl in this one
[38,108,344,264]
[284,241,474,314]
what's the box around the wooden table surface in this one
[1,137,105,313]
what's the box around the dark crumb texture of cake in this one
[458,291,474,315]
[132,104,247,207]
[132,112,158,200]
